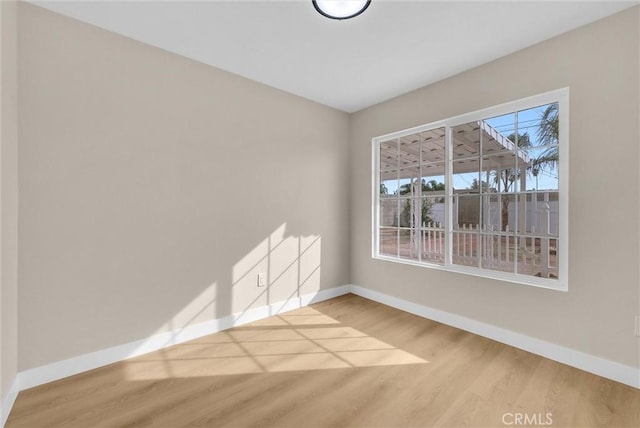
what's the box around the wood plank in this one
[7,294,639,427]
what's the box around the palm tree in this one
[492,104,559,231]
[533,102,559,173]
[494,132,531,231]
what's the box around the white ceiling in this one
[31,0,638,113]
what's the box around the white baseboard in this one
[1,377,19,428]
[18,285,351,392]
[12,282,638,404]
[350,285,640,389]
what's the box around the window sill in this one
[372,254,568,292]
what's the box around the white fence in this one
[381,192,559,278]
[381,193,558,235]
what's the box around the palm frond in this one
[537,103,559,147]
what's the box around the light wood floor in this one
[7,294,639,427]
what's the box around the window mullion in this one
[418,133,423,263]
[478,120,483,269]
[396,138,400,259]
[513,112,519,274]
[445,125,453,267]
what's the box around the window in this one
[373,89,568,290]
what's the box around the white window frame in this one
[372,88,569,291]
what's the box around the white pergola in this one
[379,121,531,186]
[379,121,535,264]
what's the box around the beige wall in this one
[17,3,350,371]
[1,0,19,409]
[350,7,640,368]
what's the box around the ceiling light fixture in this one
[312,0,371,20]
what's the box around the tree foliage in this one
[397,179,445,227]
[398,179,445,195]
[494,132,531,193]
[401,199,434,227]
[470,178,493,193]
[533,102,559,173]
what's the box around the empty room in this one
[1,0,639,427]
